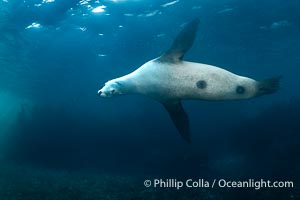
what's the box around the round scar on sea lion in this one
[196,80,207,89]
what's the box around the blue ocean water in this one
[0,0,300,199]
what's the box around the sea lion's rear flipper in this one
[163,101,191,142]
[158,18,200,63]
[256,76,282,97]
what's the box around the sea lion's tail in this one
[256,76,282,96]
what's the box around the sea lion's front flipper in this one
[158,18,200,63]
[163,101,191,142]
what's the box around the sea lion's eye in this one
[111,89,116,94]
[236,86,245,94]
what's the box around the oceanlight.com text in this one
[144,179,294,190]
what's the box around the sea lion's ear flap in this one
[158,18,200,63]
[115,81,123,87]
[114,81,127,94]
[163,101,191,143]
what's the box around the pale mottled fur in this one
[99,59,257,101]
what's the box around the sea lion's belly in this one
[134,61,245,101]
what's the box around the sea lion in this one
[98,19,281,142]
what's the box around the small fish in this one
[43,0,55,3]
[161,0,179,8]
[138,10,160,17]
[124,13,134,17]
[217,8,234,14]
[270,20,291,29]
[157,34,166,38]
[192,5,202,10]
[78,27,87,31]
[25,23,41,29]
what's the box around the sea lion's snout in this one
[98,89,106,97]
[98,81,122,98]
[98,88,110,98]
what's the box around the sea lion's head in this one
[98,80,123,98]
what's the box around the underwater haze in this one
[0,0,300,199]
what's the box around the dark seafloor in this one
[0,0,300,199]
